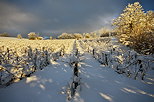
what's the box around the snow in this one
[0,58,73,102]
[0,38,154,102]
[73,53,154,102]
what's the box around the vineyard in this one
[0,0,154,101]
[0,38,74,86]
[0,37,154,102]
[79,37,154,80]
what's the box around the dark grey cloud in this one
[0,0,153,36]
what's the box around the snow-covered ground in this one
[0,58,73,102]
[73,53,154,102]
[0,38,154,102]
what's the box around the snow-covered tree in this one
[0,32,10,37]
[84,33,91,38]
[28,32,38,40]
[113,2,145,36]
[74,33,83,39]
[17,34,22,39]
[50,36,52,40]
[97,27,111,37]
[58,33,75,39]
[113,2,154,54]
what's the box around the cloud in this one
[0,2,40,34]
[1,0,148,36]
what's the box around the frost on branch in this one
[112,2,154,54]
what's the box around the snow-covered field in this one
[74,53,154,102]
[0,58,73,102]
[0,37,154,102]
[0,37,75,54]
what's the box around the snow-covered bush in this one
[17,34,22,39]
[28,32,38,40]
[37,36,43,40]
[58,33,75,39]
[84,33,91,38]
[0,32,10,37]
[58,33,83,39]
[74,33,83,40]
[50,36,52,40]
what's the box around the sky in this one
[0,0,154,37]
